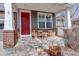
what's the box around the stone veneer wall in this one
[3,30,18,48]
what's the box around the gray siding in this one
[52,13,56,28]
[31,10,38,29]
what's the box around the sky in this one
[71,3,79,18]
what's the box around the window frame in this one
[37,12,53,29]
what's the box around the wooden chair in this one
[37,30,43,38]
[52,31,56,36]
[42,31,48,38]
[48,30,56,37]
[48,30,53,37]
[32,30,37,38]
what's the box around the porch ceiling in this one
[15,3,73,13]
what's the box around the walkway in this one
[1,36,79,56]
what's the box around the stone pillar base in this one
[64,29,72,39]
[3,30,18,48]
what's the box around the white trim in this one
[64,8,72,29]
[37,13,39,28]
[51,15,53,28]
[45,15,47,29]
[19,9,31,37]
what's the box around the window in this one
[0,12,4,29]
[46,15,52,28]
[38,15,45,28]
[38,13,53,29]
[0,23,4,29]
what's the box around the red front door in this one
[21,12,30,35]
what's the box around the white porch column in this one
[4,3,14,30]
[64,8,72,29]
[3,3,17,48]
[64,8,72,39]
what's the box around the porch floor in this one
[1,36,79,56]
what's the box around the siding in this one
[52,13,56,28]
[31,10,38,29]
[0,30,3,41]
[13,12,17,29]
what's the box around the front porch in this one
[3,3,72,49]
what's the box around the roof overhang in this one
[0,3,73,13]
[14,3,73,13]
